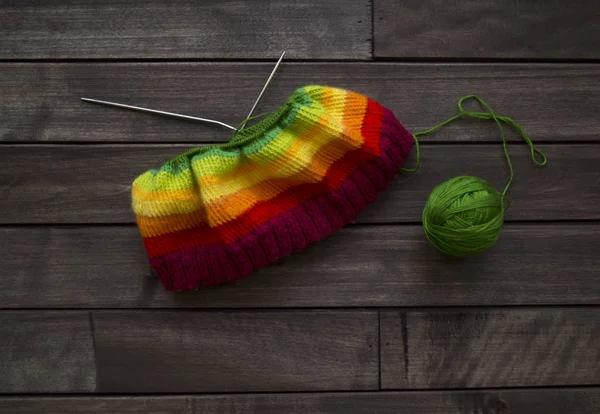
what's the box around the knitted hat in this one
[132,85,414,291]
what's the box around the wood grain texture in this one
[0,312,96,393]
[0,396,189,414]
[381,309,600,389]
[2,389,600,413]
[2,224,598,309]
[2,63,599,143]
[91,310,378,392]
[0,0,370,59]
[380,311,408,389]
[374,0,600,59]
[1,144,598,224]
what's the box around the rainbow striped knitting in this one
[132,85,414,291]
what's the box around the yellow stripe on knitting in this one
[136,137,356,236]
[132,113,363,217]
[133,103,367,199]
[133,106,325,194]
[199,117,350,204]
[134,89,362,195]
[133,112,324,200]
[322,87,348,123]
[132,119,331,216]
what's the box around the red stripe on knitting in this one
[360,98,385,156]
[143,142,381,258]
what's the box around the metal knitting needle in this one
[238,50,286,130]
[81,51,286,131]
[80,97,237,130]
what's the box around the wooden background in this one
[1,1,599,413]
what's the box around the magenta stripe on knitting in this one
[150,109,414,291]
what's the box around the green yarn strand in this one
[402,94,547,197]
[405,95,547,257]
[233,111,277,138]
[457,95,547,197]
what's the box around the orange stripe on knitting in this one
[200,110,334,186]
[340,91,369,150]
[142,144,380,258]
[136,135,360,237]
[194,96,372,214]
[206,139,357,226]
[343,90,369,133]
[132,110,353,206]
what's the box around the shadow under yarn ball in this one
[422,176,505,258]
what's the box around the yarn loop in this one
[404,95,547,257]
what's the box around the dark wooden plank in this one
[374,0,600,59]
[2,63,598,143]
[380,311,407,389]
[0,227,150,308]
[0,311,96,393]
[0,397,188,413]
[91,310,378,392]
[0,144,597,224]
[381,309,600,389]
[0,0,370,60]
[2,389,600,413]
[2,224,599,308]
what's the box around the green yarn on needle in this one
[402,95,547,257]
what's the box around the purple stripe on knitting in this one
[151,109,414,291]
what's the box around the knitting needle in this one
[239,50,286,130]
[80,51,286,131]
[80,97,237,131]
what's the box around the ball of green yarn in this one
[422,176,505,257]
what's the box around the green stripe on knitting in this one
[244,106,327,156]
[243,88,315,155]
[153,88,318,176]
[151,104,303,178]
[144,88,365,189]
[219,87,317,157]
[147,105,331,187]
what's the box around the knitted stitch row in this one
[132,85,414,291]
